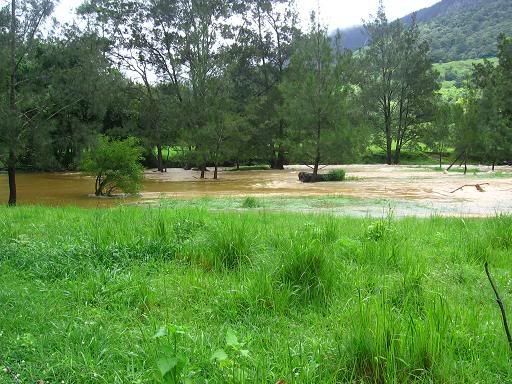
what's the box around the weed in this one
[325,169,346,181]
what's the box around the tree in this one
[78,0,180,173]
[359,3,438,165]
[81,135,143,196]
[423,101,456,168]
[35,28,131,171]
[0,0,55,206]
[240,0,298,169]
[281,15,354,176]
[464,34,512,169]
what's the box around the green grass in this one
[421,166,512,178]
[1,206,512,383]
[434,58,498,102]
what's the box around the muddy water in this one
[1,165,512,215]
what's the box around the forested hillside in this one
[338,0,512,62]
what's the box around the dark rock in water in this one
[298,172,327,183]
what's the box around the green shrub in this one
[81,135,144,196]
[325,169,346,181]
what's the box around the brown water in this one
[1,165,512,215]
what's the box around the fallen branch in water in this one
[485,262,512,353]
[450,183,489,193]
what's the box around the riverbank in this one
[1,206,511,382]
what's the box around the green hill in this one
[434,58,498,101]
[338,0,512,63]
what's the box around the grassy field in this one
[434,58,498,102]
[1,206,512,383]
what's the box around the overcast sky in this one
[53,0,441,30]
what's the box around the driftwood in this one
[485,262,512,353]
[450,183,489,194]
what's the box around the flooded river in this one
[1,165,512,216]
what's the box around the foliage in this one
[359,5,439,165]
[325,169,346,181]
[435,58,498,102]
[451,35,512,166]
[81,135,144,196]
[281,14,359,175]
[338,0,512,63]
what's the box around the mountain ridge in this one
[336,0,512,62]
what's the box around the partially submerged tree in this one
[359,2,438,165]
[281,15,354,176]
[81,136,144,196]
[0,0,56,206]
[423,101,456,168]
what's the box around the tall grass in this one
[0,206,511,383]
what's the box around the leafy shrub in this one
[81,135,144,196]
[325,169,346,181]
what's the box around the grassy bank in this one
[1,206,511,383]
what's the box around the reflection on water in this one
[1,165,511,211]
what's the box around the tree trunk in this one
[384,113,392,165]
[313,162,319,176]
[7,151,16,207]
[166,146,171,171]
[464,151,468,175]
[157,144,164,172]
[386,136,392,165]
[8,0,16,206]
[313,120,321,176]
[492,159,496,171]
[214,165,218,180]
[447,151,464,171]
[200,166,205,179]
[439,153,442,169]
[271,147,285,170]
[236,160,240,170]
[393,144,402,165]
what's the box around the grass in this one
[420,166,512,178]
[434,58,498,102]
[1,206,512,383]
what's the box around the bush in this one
[325,169,346,181]
[82,135,144,196]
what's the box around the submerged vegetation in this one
[1,206,512,383]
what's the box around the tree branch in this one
[485,262,512,353]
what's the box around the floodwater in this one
[1,165,512,216]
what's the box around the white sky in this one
[53,0,441,30]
